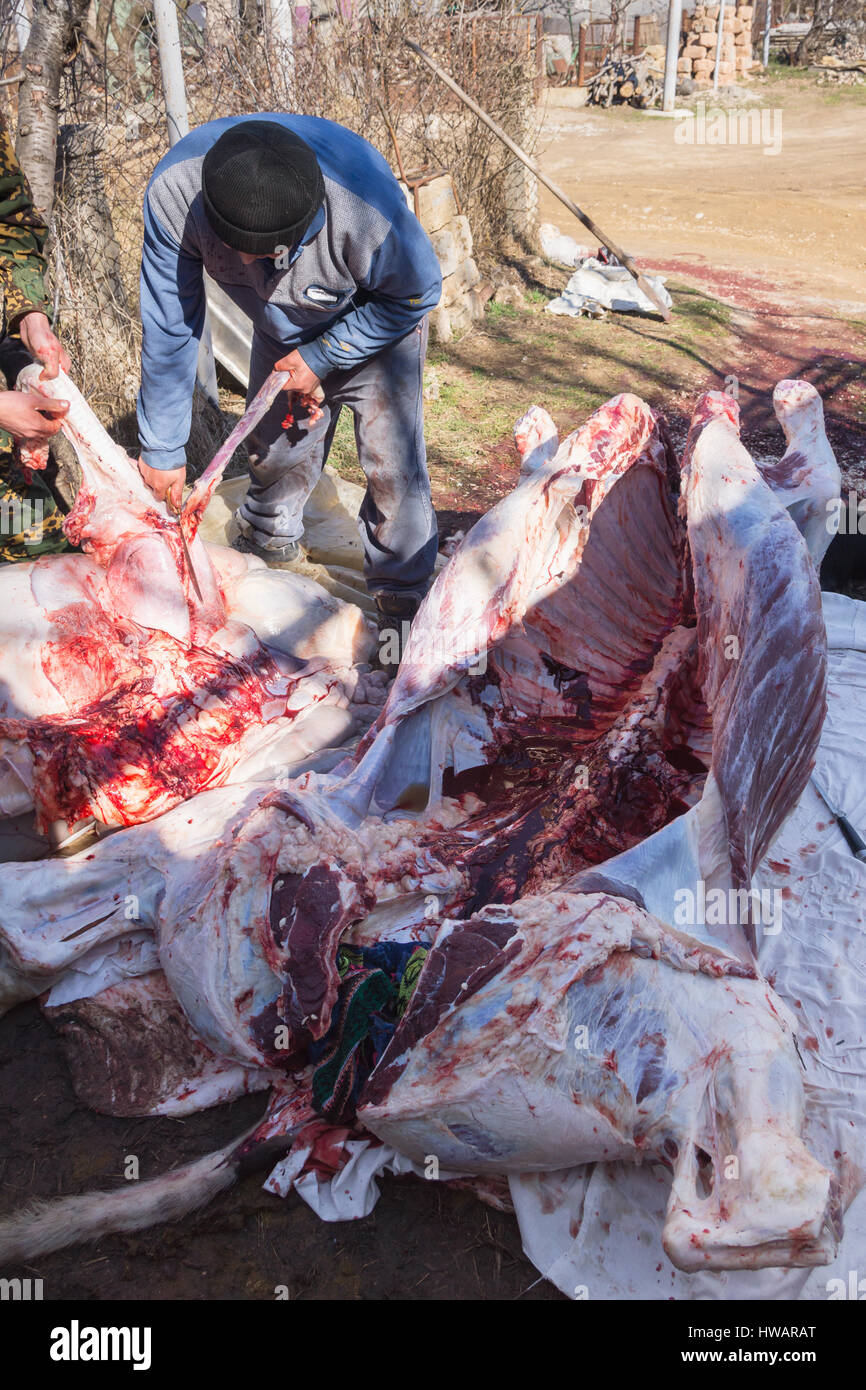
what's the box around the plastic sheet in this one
[263,592,866,1299]
[509,591,866,1299]
[547,258,673,318]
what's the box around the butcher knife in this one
[810,775,866,862]
[167,493,204,601]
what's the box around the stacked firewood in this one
[586,50,665,108]
[815,39,866,83]
[679,4,755,88]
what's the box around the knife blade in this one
[167,493,203,602]
[810,775,866,862]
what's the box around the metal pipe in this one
[713,0,727,95]
[762,0,772,67]
[662,0,682,113]
[152,0,190,147]
[153,0,219,408]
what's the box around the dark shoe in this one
[233,530,303,566]
[374,592,421,678]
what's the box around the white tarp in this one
[509,590,866,1300]
[267,592,866,1301]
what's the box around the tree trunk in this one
[611,3,627,56]
[16,0,90,220]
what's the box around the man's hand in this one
[274,348,321,398]
[0,388,69,444]
[137,458,186,508]
[17,312,71,380]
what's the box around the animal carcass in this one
[0,368,381,837]
[0,377,848,1282]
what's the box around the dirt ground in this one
[329,74,866,531]
[536,69,866,315]
[1,72,864,1304]
[0,1005,558,1300]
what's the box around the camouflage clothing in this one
[0,115,52,336]
[0,115,66,562]
[0,452,68,560]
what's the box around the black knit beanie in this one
[201,121,325,255]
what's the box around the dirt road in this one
[536,71,866,316]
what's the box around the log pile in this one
[814,43,866,84]
[678,4,755,89]
[586,48,665,108]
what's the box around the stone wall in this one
[679,4,755,88]
[400,173,492,344]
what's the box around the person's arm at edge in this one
[136,192,206,501]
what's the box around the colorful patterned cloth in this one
[0,117,67,561]
[0,115,52,341]
[0,450,67,562]
[310,941,429,1124]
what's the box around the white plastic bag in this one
[548,257,672,317]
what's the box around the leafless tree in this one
[15,0,90,217]
[787,0,866,63]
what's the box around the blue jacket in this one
[138,114,442,470]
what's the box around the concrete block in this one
[414,176,459,235]
[442,257,482,308]
[430,218,472,279]
[429,304,453,344]
[446,298,476,338]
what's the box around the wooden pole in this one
[404,37,672,322]
[577,23,587,86]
